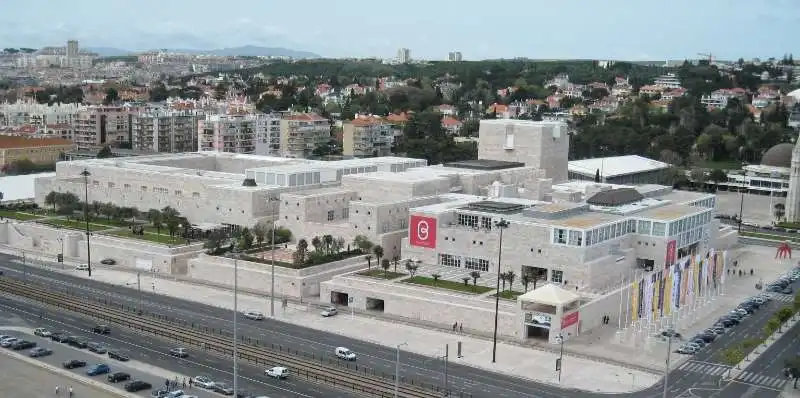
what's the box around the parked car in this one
[661,329,682,339]
[29,347,52,357]
[169,347,188,358]
[62,359,87,369]
[92,325,111,334]
[88,342,108,354]
[212,382,234,395]
[33,328,52,337]
[87,363,111,376]
[12,340,36,350]
[107,372,131,383]
[51,332,70,343]
[191,376,215,389]
[75,265,89,271]
[675,346,697,355]
[108,350,130,361]
[335,347,356,360]
[265,366,289,379]
[320,307,338,317]
[100,258,116,265]
[164,390,197,398]
[124,380,152,392]
[243,311,265,320]
[0,337,19,347]
[66,337,88,349]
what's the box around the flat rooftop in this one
[443,159,526,171]
[569,155,670,178]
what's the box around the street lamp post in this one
[394,342,408,398]
[662,334,672,398]
[556,333,565,383]
[80,168,92,277]
[269,196,278,318]
[232,247,240,397]
[492,218,510,363]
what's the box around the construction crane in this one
[697,52,714,63]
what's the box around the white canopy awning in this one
[518,283,580,306]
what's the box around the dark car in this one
[715,319,735,328]
[694,333,716,343]
[150,389,170,397]
[718,316,740,325]
[92,325,111,334]
[11,340,36,350]
[100,258,116,265]
[62,359,87,369]
[212,382,235,395]
[51,332,70,343]
[124,380,152,392]
[107,372,131,383]
[168,347,188,358]
[66,336,88,349]
[782,287,794,295]
[88,342,108,354]
[108,350,130,361]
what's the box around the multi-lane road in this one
[0,253,796,398]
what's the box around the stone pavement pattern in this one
[0,350,121,398]
[8,249,659,393]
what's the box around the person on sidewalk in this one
[459,323,463,333]
[55,385,60,396]
[68,386,73,397]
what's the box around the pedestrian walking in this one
[68,386,73,398]
[182,378,187,389]
[452,322,457,331]
[459,323,463,333]
[750,269,754,276]
[188,378,193,388]
[55,385,60,396]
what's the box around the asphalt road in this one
[0,295,348,398]
[1,254,797,398]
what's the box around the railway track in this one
[0,277,452,398]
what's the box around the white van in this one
[335,347,356,361]
[266,366,289,379]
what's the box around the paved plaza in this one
[716,191,784,226]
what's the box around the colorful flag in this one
[631,276,640,322]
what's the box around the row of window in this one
[98,181,200,198]
[556,213,712,248]
[456,213,493,230]
[668,210,712,236]
[438,253,490,272]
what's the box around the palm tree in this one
[393,256,400,273]
[499,272,508,291]
[295,239,309,265]
[372,245,384,266]
[381,258,391,278]
[506,270,516,292]
[521,274,531,292]
[334,237,345,253]
[775,203,786,221]
[323,234,334,254]
[462,277,470,286]
[311,236,323,253]
[405,262,418,278]
[147,209,163,235]
[365,255,373,269]
[470,271,481,291]
[432,273,441,286]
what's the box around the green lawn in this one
[358,269,406,279]
[689,160,743,170]
[38,219,112,231]
[108,230,182,245]
[74,217,134,228]
[403,276,493,294]
[494,290,525,300]
[0,210,43,221]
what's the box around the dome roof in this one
[761,143,795,168]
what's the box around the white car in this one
[191,376,215,389]
[0,337,19,347]
[33,328,52,337]
[320,307,338,317]
[243,311,265,320]
[266,366,289,379]
[166,390,198,398]
[74,264,89,271]
[335,347,356,361]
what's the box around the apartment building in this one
[132,110,202,153]
[0,136,75,167]
[198,113,279,155]
[72,106,135,149]
[279,113,331,158]
[342,116,394,157]
[653,73,682,89]
[700,88,747,109]
[0,100,83,127]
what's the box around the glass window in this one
[458,214,478,228]
[568,230,582,246]
[554,229,567,244]
[652,222,666,236]
[551,270,563,283]
[327,210,334,221]
[481,217,492,230]
[439,253,462,268]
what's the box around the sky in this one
[0,0,797,61]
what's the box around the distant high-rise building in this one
[67,40,79,58]
[397,48,411,63]
[448,52,462,62]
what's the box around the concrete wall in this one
[320,275,520,338]
[478,120,569,183]
[0,221,204,274]
[187,253,368,298]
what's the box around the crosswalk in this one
[677,361,730,376]
[735,371,788,389]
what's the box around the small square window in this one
[327,210,334,221]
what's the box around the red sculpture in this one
[776,241,792,259]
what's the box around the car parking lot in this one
[671,265,800,357]
[0,328,224,398]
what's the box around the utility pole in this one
[492,218,510,363]
[443,344,449,395]
[270,196,277,318]
[22,250,27,284]
[663,335,672,398]
[232,248,240,397]
[137,272,142,314]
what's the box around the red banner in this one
[561,312,579,329]
[665,240,677,267]
[409,215,437,249]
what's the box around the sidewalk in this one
[5,248,660,393]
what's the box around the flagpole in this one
[618,273,624,330]
[624,269,632,330]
